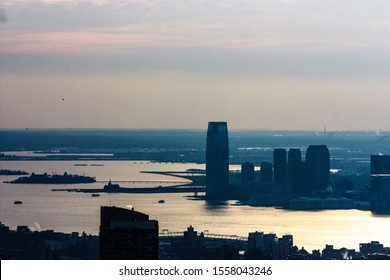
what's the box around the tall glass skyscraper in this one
[273,148,287,186]
[206,121,229,199]
[305,145,330,191]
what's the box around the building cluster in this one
[206,121,390,212]
[0,222,98,260]
[2,206,390,260]
[206,122,333,205]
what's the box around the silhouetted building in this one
[247,231,279,259]
[286,148,303,194]
[273,148,287,186]
[206,121,229,199]
[261,162,273,183]
[240,162,255,198]
[360,241,385,255]
[370,175,390,212]
[99,206,158,260]
[276,234,293,260]
[305,145,330,191]
[371,155,390,174]
[241,162,255,184]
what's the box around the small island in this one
[7,172,96,184]
[0,169,29,176]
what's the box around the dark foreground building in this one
[206,121,229,199]
[99,206,158,259]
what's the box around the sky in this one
[1,0,390,130]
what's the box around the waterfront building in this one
[286,148,303,194]
[371,155,390,174]
[273,148,287,186]
[99,206,158,260]
[260,161,273,183]
[370,175,390,212]
[206,121,229,199]
[240,162,255,198]
[305,145,330,191]
[241,162,255,184]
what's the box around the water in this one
[1,160,389,251]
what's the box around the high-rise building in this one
[241,162,255,184]
[240,162,255,199]
[370,174,390,212]
[371,155,390,174]
[273,149,287,186]
[286,148,303,194]
[206,121,229,199]
[261,161,273,183]
[99,206,158,260]
[305,145,330,191]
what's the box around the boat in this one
[14,201,22,205]
[91,193,100,197]
[158,200,165,203]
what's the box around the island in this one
[7,172,96,184]
[0,169,29,176]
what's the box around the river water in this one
[0,160,389,251]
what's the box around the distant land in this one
[0,169,29,176]
[7,172,96,184]
[1,129,390,165]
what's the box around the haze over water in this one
[1,160,389,251]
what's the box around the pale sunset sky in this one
[1,0,390,130]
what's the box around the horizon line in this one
[0,127,387,133]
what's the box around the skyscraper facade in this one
[206,121,229,199]
[371,155,390,174]
[287,148,303,194]
[305,145,330,191]
[273,148,287,186]
[241,162,255,184]
[370,155,390,212]
[99,206,159,260]
[370,175,390,212]
[261,161,273,183]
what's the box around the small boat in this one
[91,194,100,197]
[158,200,165,203]
[14,200,23,204]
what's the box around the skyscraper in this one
[261,161,273,183]
[370,175,390,212]
[287,148,303,194]
[370,155,390,212]
[241,162,255,184]
[371,155,390,174]
[305,145,330,191]
[206,121,229,199]
[99,206,159,260]
[273,148,287,186]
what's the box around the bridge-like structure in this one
[96,180,190,185]
[160,230,247,241]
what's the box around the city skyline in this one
[1,1,390,130]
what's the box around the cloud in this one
[0,7,7,23]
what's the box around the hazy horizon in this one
[1,1,390,130]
